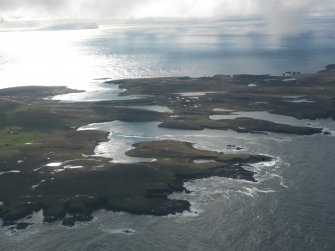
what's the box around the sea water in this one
[1,19,335,250]
[2,129,335,250]
[0,19,335,91]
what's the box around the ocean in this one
[2,128,335,250]
[0,19,334,90]
[0,19,335,250]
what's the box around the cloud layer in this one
[0,0,334,34]
[0,0,334,19]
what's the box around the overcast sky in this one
[0,0,334,34]
[0,0,334,20]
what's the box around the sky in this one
[0,0,334,33]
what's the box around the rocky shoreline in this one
[0,65,334,229]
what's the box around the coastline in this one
[0,65,334,229]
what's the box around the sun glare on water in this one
[0,29,107,90]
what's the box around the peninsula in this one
[0,65,334,229]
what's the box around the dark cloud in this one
[255,0,335,34]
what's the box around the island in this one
[0,65,334,229]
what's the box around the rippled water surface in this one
[1,19,335,250]
[2,129,335,250]
[0,19,335,90]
